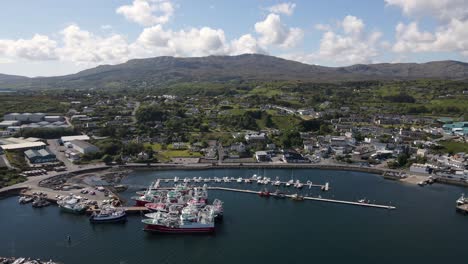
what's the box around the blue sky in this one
[0,0,466,76]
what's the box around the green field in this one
[439,141,468,154]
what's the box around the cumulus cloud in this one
[254,13,303,48]
[385,0,468,21]
[288,15,382,65]
[116,0,174,26]
[0,34,57,60]
[58,25,129,65]
[230,34,265,55]
[393,20,468,55]
[267,2,296,16]
[342,15,364,36]
[387,0,468,56]
[317,16,381,64]
[131,25,229,57]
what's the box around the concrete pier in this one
[207,186,396,210]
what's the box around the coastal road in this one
[0,165,111,194]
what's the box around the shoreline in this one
[121,162,396,175]
[2,162,466,198]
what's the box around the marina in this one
[1,168,468,264]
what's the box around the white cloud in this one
[385,0,468,21]
[254,13,303,48]
[132,25,229,57]
[267,2,296,16]
[388,0,468,56]
[230,34,265,55]
[315,23,331,31]
[288,16,382,65]
[393,20,468,55]
[342,15,364,36]
[0,34,58,61]
[58,25,129,65]
[116,0,174,26]
[101,25,113,30]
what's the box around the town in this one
[0,79,467,190]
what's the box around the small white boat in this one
[457,193,468,206]
[19,196,33,204]
[274,177,281,186]
[236,177,243,183]
[174,177,179,183]
[286,179,294,187]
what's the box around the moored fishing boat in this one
[90,207,127,223]
[456,194,467,206]
[142,208,215,234]
[290,193,304,201]
[259,188,270,197]
[57,197,88,214]
[19,196,33,204]
[32,197,51,208]
[145,202,168,212]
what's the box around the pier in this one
[157,177,329,189]
[207,186,396,210]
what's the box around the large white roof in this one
[0,141,46,150]
[61,135,90,142]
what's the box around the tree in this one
[397,153,409,167]
[123,142,144,156]
[319,124,332,135]
[280,130,302,148]
[136,105,166,123]
[102,154,113,164]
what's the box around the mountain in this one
[1,54,468,89]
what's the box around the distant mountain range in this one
[1,54,467,89]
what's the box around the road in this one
[217,142,224,164]
[0,154,13,169]
[0,165,110,194]
[47,139,80,171]
[130,101,140,124]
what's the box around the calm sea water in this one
[1,169,467,264]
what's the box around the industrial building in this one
[0,137,46,151]
[24,148,57,164]
[70,140,99,154]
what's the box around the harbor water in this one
[1,169,468,264]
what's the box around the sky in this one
[0,0,467,77]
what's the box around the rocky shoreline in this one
[0,257,60,264]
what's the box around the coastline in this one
[121,162,396,175]
[2,161,466,198]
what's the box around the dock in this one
[158,178,329,189]
[207,186,396,210]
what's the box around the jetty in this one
[207,186,395,210]
[158,177,329,189]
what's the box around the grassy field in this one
[0,169,26,188]
[271,115,301,130]
[144,143,202,160]
[439,141,468,154]
[0,95,68,116]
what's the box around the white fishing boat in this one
[90,207,126,223]
[273,177,281,186]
